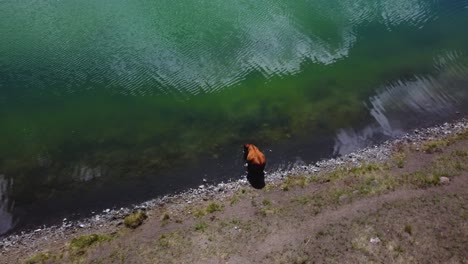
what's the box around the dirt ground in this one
[5,131,468,264]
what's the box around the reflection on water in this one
[0,0,441,96]
[0,175,14,235]
[1,0,468,235]
[72,165,103,183]
[334,51,468,155]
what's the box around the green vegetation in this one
[259,207,280,217]
[161,212,170,221]
[262,199,272,206]
[259,198,279,216]
[451,149,468,157]
[421,140,448,153]
[291,196,311,205]
[422,130,468,154]
[158,234,170,248]
[206,202,224,213]
[70,234,112,251]
[124,211,147,229]
[263,184,275,192]
[25,252,52,264]
[393,152,407,168]
[194,222,208,232]
[229,195,240,206]
[404,224,413,235]
[281,175,310,191]
[160,212,171,226]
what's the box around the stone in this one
[440,177,450,184]
[339,195,349,203]
[370,237,381,244]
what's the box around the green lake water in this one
[1,0,468,235]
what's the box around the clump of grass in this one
[230,195,240,206]
[281,175,309,191]
[158,234,170,248]
[404,224,413,235]
[160,212,170,226]
[69,234,112,255]
[193,208,206,217]
[430,156,467,179]
[451,149,468,158]
[421,130,468,154]
[25,252,52,264]
[295,256,310,264]
[393,152,407,168]
[264,184,274,192]
[262,199,272,206]
[394,244,405,253]
[157,231,185,249]
[194,222,208,231]
[421,140,448,153]
[206,202,224,213]
[280,183,290,191]
[403,171,440,187]
[291,196,310,205]
[161,212,170,221]
[124,211,147,229]
[259,207,279,217]
[349,163,383,174]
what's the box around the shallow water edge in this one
[1,116,466,251]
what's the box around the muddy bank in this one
[1,117,467,260]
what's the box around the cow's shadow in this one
[246,165,266,189]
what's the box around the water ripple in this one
[1,0,449,96]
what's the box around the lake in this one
[1,0,467,235]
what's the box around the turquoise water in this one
[1,0,468,235]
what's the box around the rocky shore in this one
[1,117,467,257]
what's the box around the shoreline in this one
[1,116,467,256]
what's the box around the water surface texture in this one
[1,0,468,235]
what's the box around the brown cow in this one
[243,144,266,189]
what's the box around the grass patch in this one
[419,130,467,154]
[124,211,147,229]
[349,163,384,174]
[259,207,279,217]
[262,199,272,206]
[155,231,187,252]
[401,171,440,187]
[421,140,447,153]
[264,184,274,192]
[393,152,407,168]
[291,195,310,205]
[160,212,170,226]
[25,252,53,264]
[194,222,208,232]
[193,208,206,218]
[451,149,468,157]
[404,224,413,235]
[69,234,112,256]
[281,175,309,191]
[161,212,170,221]
[158,234,170,248]
[430,156,467,178]
[230,195,240,206]
[206,202,224,213]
